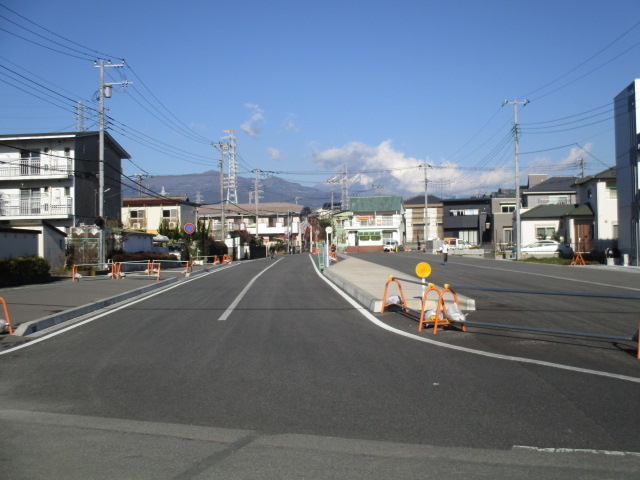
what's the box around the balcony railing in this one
[0,157,73,178]
[0,195,73,217]
[343,216,402,228]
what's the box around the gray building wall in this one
[614,79,640,265]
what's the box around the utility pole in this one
[132,173,147,196]
[253,169,262,238]
[421,163,431,246]
[502,98,529,261]
[96,59,130,269]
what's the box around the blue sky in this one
[1,0,639,200]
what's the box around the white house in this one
[342,196,405,252]
[572,167,617,252]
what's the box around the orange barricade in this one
[381,276,409,314]
[71,265,78,282]
[222,254,231,264]
[418,283,442,332]
[571,253,586,266]
[110,262,122,279]
[432,284,467,334]
[146,262,161,280]
[0,296,13,335]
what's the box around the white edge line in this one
[512,445,640,457]
[0,264,238,356]
[310,255,640,385]
[218,258,281,320]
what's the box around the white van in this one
[383,239,399,252]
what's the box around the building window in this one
[357,231,381,242]
[536,226,555,240]
[549,195,569,205]
[607,187,617,199]
[501,204,515,213]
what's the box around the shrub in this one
[0,256,51,285]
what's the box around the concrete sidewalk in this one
[322,255,475,313]
[0,266,217,343]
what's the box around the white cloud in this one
[283,113,298,132]
[310,140,589,198]
[268,148,283,161]
[241,103,265,138]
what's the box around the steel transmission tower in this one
[223,130,238,204]
[341,164,350,210]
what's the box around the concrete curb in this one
[13,277,179,336]
[323,268,380,312]
[12,265,225,337]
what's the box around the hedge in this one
[0,256,51,284]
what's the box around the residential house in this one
[197,202,305,251]
[441,197,491,245]
[572,167,617,253]
[522,175,577,208]
[122,195,197,235]
[614,79,639,265]
[403,194,443,249]
[342,195,404,252]
[519,204,593,251]
[489,190,517,250]
[0,131,129,267]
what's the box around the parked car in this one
[513,240,573,258]
[383,239,399,252]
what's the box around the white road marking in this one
[455,261,640,292]
[312,256,640,384]
[513,445,640,457]
[0,264,238,356]
[218,258,280,321]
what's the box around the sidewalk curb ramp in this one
[322,255,475,313]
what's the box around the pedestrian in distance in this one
[441,241,449,265]
[269,246,275,259]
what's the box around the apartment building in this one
[0,131,129,267]
[122,195,197,234]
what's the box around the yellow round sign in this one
[415,262,431,278]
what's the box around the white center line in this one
[218,259,280,321]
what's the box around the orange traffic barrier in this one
[381,276,409,314]
[571,253,586,265]
[0,296,13,335]
[418,283,442,332]
[432,284,467,334]
[146,262,161,280]
[330,252,338,263]
[71,264,78,282]
[110,262,122,279]
[222,254,232,264]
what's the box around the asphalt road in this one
[0,253,639,479]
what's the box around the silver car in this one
[515,240,574,257]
